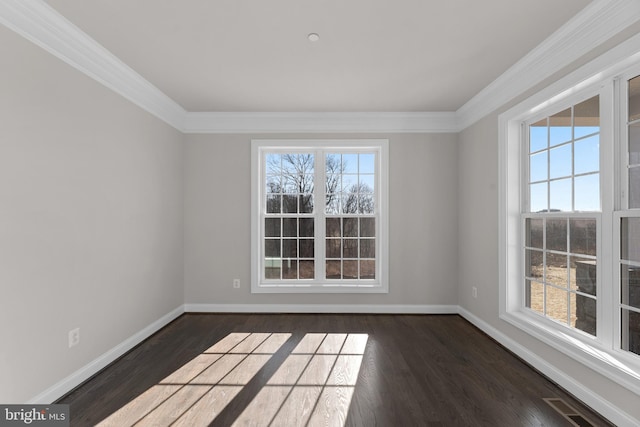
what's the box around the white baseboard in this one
[457,307,638,427]
[29,305,185,404]
[184,303,459,314]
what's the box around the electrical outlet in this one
[68,328,80,348]
[233,279,240,289]
[472,286,478,299]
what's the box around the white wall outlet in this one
[472,286,478,299]
[233,279,240,289]
[68,328,80,348]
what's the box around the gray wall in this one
[184,133,458,307]
[0,26,184,403]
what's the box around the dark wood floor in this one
[58,314,613,426]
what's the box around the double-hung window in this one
[251,140,389,293]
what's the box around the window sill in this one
[251,282,389,294]
[500,309,640,395]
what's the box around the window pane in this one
[525,218,543,248]
[299,239,314,258]
[344,218,358,237]
[530,151,548,183]
[629,167,640,209]
[342,154,358,173]
[621,266,640,310]
[266,176,281,194]
[546,286,569,325]
[575,294,596,336]
[572,257,596,295]
[359,153,375,173]
[526,280,544,315]
[265,218,281,237]
[325,193,340,214]
[629,75,640,122]
[267,195,281,213]
[299,218,314,237]
[326,218,341,237]
[343,239,358,258]
[546,253,568,289]
[569,218,596,256]
[283,218,297,237]
[621,218,640,263]
[360,239,375,258]
[549,108,572,146]
[629,123,640,166]
[525,249,543,280]
[326,239,341,258]
[621,308,640,356]
[549,178,571,212]
[265,259,281,279]
[299,261,314,279]
[530,182,547,213]
[360,260,375,279]
[530,119,548,152]
[282,260,298,279]
[265,239,281,257]
[360,218,375,237]
[574,174,599,211]
[266,154,281,175]
[283,239,297,258]
[300,195,314,213]
[283,195,297,213]
[574,96,599,139]
[574,135,599,175]
[546,218,567,252]
[549,144,572,179]
[326,261,341,279]
[359,175,375,192]
[343,260,358,279]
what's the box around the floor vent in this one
[543,398,595,427]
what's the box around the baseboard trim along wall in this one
[184,303,459,314]
[457,307,638,427]
[29,305,185,405]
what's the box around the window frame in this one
[251,139,389,294]
[499,47,640,395]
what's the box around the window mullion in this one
[316,149,326,282]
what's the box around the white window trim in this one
[251,139,389,294]
[499,35,640,395]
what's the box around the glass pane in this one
[343,194,358,214]
[343,239,358,258]
[326,261,341,279]
[282,260,298,279]
[525,218,543,248]
[549,108,572,146]
[571,257,596,295]
[629,75,640,122]
[530,119,548,152]
[530,151,548,183]
[326,239,341,258]
[343,154,358,173]
[265,239,281,257]
[300,195,314,213]
[360,239,375,258]
[360,218,375,237]
[621,266,640,309]
[265,259,281,279]
[283,239,297,258]
[621,308,640,356]
[621,218,640,262]
[549,178,571,212]
[326,218,341,238]
[325,193,340,214]
[546,218,567,252]
[359,195,375,214]
[283,218,297,237]
[344,218,358,237]
[574,96,599,139]
[629,123,640,166]
[266,176,281,194]
[265,218,281,237]
[283,195,297,213]
[299,218,314,237]
[266,154,281,175]
[360,260,375,279]
[530,182,547,213]
[546,253,568,288]
[546,285,569,325]
[574,174,599,212]
[359,153,375,173]
[282,175,299,193]
[574,135,599,175]
[629,167,640,209]
[299,239,314,258]
[569,218,596,256]
[299,260,314,279]
[359,175,375,192]
[343,260,358,279]
[575,294,596,336]
[549,144,572,179]
[266,195,281,214]
[526,280,544,315]
[525,249,543,280]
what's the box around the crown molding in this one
[457,0,640,130]
[0,0,187,130]
[183,111,458,133]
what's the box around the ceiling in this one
[44,0,590,113]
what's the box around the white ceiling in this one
[43,0,590,113]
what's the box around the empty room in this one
[2,0,640,425]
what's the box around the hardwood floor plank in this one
[172,385,242,427]
[135,385,210,426]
